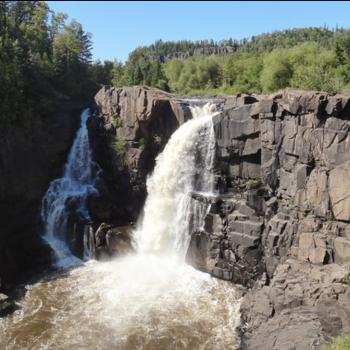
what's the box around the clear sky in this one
[48,1,350,62]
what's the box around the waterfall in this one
[1,103,241,350]
[135,103,217,256]
[40,108,99,267]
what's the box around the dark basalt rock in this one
[183,88,350,349]
[85,223,135,260]
[0,293,15,317]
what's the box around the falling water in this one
[135,103,217,255]
[0,103,241,350]
[40,108,99,267]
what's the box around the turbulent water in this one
[135,103,217,255]
[0,104,241,350]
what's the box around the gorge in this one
[0,99,242,349]
[1,86,350,350]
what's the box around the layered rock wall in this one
[185,89,350,349]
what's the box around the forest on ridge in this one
[2,1,350,124]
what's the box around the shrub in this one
[324,336,350,350]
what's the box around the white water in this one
[40,108,99,267]
[0,103,241,350]
[135,103,217,255]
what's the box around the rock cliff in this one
[91,86,350,349]
[90,86,191,224]
[185,89,350,349]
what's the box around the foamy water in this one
[0,256,240,350]
[0,103,241,350]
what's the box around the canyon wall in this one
[0,100,83,291]
[94,86,350,349]
[186,89,350,349]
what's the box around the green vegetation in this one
[139,137,146,151]
[114,117,124,128]
[0,1,101,122]
[341,274,350,286]
[315,159,327,167]
[243,178,261,187]
[324,336,350,350]
[3,3,350,125]
[111,137,127,155]
[107,27,350,96]
[153,134,162,145]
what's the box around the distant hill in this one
[95,27,350,96]
[129,27,350,62]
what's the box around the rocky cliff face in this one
[91,86,350,348]
[156,45,237,63]
[185,89,350,349]
[0,100,83,291]
[90,86,191,225]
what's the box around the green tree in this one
[260,49,293,92]
[52,19,92,97]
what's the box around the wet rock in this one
[94,223,134,260]
[0,293,15,317]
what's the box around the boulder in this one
[94,223,134,259]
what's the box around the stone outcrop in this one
[90,86,191,224]
[84,222,134,260]
[184,88,350,349]
[240,260,350,350]
[0,99,83,292]
[154,45,237,63]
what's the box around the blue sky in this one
[48,1,350,62]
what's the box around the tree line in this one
[0,1,95,122]
[2,1,350,123]
[98,27,350,96]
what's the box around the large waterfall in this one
[135,103,216,255]
[0,104,241,350]
[41,108,99,267]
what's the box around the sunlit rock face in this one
[184,89,350,349]
[90,86,182,222]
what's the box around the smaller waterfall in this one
[135,103,217,256]
[41,108,99,267]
